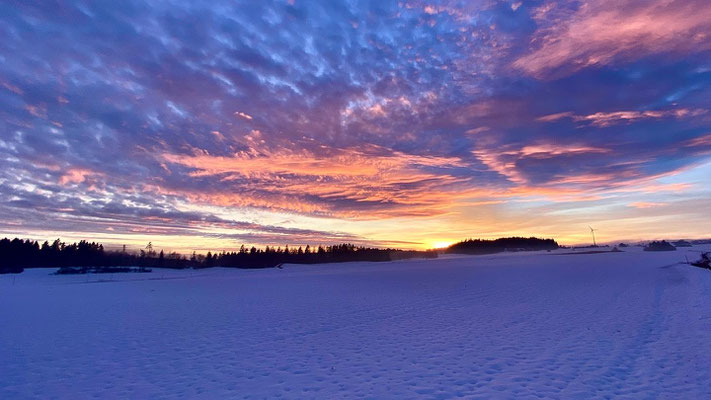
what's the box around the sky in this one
[1,0,710,252]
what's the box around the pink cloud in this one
[472,143,610,184]
[629,201,667,209]
[538,108,707,127]
[234,111,253,120]
[1,80,23,95]
[515,0,711,77]
[24,104,47,119]
[683,133,711,147]
[58,168,102,185]
[518,144,609,157]
[536,111,573,122]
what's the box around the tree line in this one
[446,237,559,254]
[0,238,437,274]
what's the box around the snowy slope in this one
[2,246,711,399]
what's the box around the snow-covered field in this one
[2,246,711,399]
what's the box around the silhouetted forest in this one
[643,240,676,252]
[446,237,559,255]
[0,238,437,274]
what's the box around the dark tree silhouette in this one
[643,241,676,252]
[0,238,437,273]
[446,237,559,255]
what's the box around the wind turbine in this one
[589,226,597,247]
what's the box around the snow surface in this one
[2,246,711,399]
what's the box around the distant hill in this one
[446,237,559,255]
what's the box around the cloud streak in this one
[538,108,708,127]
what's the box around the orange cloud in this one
[160,145,473,218]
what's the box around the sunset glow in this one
[432,241,454,250]
[1,1,710,252]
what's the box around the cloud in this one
[538,108,708,127]
[58,168,103,185]
[0,180,362,247]
[472,142,611,184]
[160,144,471,218]
[629,202,667,209]
[234,111,253,120]
[515,0,711,78]
[683,133,711,148]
